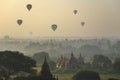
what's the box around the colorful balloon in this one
[30,32,33,35]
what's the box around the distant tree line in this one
[32,51,120,74]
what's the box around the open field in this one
[100,74,120,80]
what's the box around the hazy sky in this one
[0,0,120,38]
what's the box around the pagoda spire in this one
[71,51,74,57]
[40,56,52,80]
[40,56,58,80]
[44,56,47,64]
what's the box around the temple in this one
[40,56,58,80]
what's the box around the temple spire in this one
[44,56,47,64]
[71,51,74,57]
[40,56,58,80]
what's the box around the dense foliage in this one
[72,70,100,80]
[0,51,36,80]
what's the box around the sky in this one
[0,0,120,38]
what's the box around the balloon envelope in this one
[51,24,57,31]
[30,32,33,35]
[17,19,23,26]
[74,10,78,14]
[81,22,85,26]
[26,4,32,11]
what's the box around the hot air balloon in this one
[26,4,32,11]
[17,19,23,26]
[51,24,57,31]
[74,10,78,15]
[30,32,33,35]
[81,22,85,26]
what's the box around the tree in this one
[0,66,7,79]
[80,45,102,56]
[72,70,100,80]
[113,58,120,73]
[112,41,120,55]
[48,61,56,70]
[32,52,50,65]
[32,51,56,70]
[0,51,36,80]
[92,55,112,70]
[108,78,119,80]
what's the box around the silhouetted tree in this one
[92,55,112,70]
[0,51,36,80]
[113,57,120,73]
[0,66,7,79]
[80,45,102,57]
[32,52,50,65]
[72,70,100,80]
[32,51,56,70]
[108,78,119,80]
[112,41,120,56]
[49,61,56,70]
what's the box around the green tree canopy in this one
[0,51,36,80]
[72,70,100,80]
[113,57,120,73]
[112,41,120,55]
[32,51,50,65]
[92,55,112,69]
